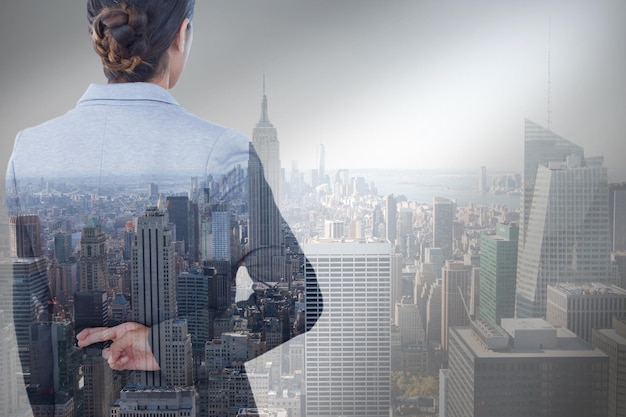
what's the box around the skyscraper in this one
[433,196,454,260]
[609,182,626,252]
[166,196,190,256]
[54,232,73,264]
[303,239,391,417]
[29,321,84,414]
[252,80,281,200]
[515,124,614,318]
[0,310,21,415]
[0,256,49,385]
[78,218,107,292]
[177,267,212,356]
[478,165,487,193]
[248,83,284,282]
[316,143,326,185]
[132,207,192,387]
[9,215,42,258]
[520,119,584,246]
[75,218,112,415]
[440,260,472,351]
[385,194,397,245]
[479,223,518,324]
[211,203,232,261]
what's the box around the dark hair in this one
[87,0,195,83]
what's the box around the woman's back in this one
[9,82,248,188]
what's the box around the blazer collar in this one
[77,82,180,106]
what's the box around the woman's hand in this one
[77,322,160,371]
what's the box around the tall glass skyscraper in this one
[521,119,583,245]
[479,223,518,325]
[433,196,455,260]
[515,120,614,318]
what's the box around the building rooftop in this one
[594,328,626,346]
[453,318,607,359]
[549,282,626,296]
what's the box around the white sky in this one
[1,1,624,178]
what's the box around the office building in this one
[148,183,159,199]
[78,218,108,292]
[29,321,85,416]
[433,197,454,260]
[74,291,108,335]
[303,239,391,417]
[211,203,232,261]
[177,267,213,356]
[395,297,425,346]
[546,282,626,342]
[248,84,284,282]
[592,317,626,417]
[0,310,24,416]
[447,318,608,417]
[478,166,487,193]
[479,223,518,324]
[82,353,121,417]
[426,279,442,347]
[29,394,75,417]
[441,261,472,351]
[9,215,42,258]
[166,195,191,256]
[520,119,584,244]
[123,221,134,261]
[516,126,614,318]
[316,143,326,185]
[516,120,614,318]
[109,384,195,417]
[610,183,626,252]
[390,253,403,321]
[54,233,73,264]
[0,258,49,383]
[132,207,193,387]
[385,194,397,245]
[324,220,344,239]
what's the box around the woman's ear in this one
[172,18,191,53]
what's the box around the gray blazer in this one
[4,82,321,411]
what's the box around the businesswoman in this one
[6,0,321,412]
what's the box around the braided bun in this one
[87,0,195,83]
[90,2,151,79]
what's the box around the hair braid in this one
[89,2,152,80]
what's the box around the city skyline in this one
[1,2,625,415]
[1,1,625,176]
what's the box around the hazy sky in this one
[1,1,624,178]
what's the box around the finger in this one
[108,353,129,369]
[76,327,107,340]
[77,327,119,347]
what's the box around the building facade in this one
[546,282,626,342]
[516,146,614,318]
[447,318,608,417]
[304,239,391,417]
[479,223,518,324]
[433,197,454,260]
[592,317,626,417]
[248,86,284,282]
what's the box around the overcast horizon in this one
[1,1,624,178]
